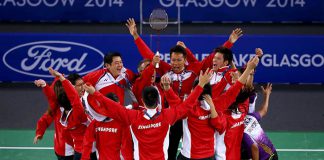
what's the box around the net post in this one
[140,0,143,35]
[177,0,181,35]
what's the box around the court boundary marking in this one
[1,147,324,152]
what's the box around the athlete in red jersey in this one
[83,52,136,159]
[213,53,262,160]
[162,76,240,159]
[82,93,129,160]
[34,107,74,159]
[83,52,137,106]
[132,55,165,110]
[126,18,236,158]
[38,68,88,160]
[83,69,212,160]
[34,77,75,160]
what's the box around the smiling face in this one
[106,56,123,77]
[212,52,228,71]
[170,52,186,73]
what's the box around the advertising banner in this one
[0,33,323,83]
[0,0,323,22]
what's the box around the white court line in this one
[277,149,324,152]
[1,147,324,152]
[176,148,324,152]
[0,147,53,150]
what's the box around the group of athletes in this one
[33,18,278,160]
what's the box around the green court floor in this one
[0,130,323,160]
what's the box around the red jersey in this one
[135,37,213,100]
[87,86,203,160]
[83,67,137,105]
[164,82,243,159]
[83,67,136,159]
[82,119,128,160]
[185,43,237,97]
[132,64,165,110]
[82,92,133,160]
[43,80,88,153]
[215,99,249,160]
[36,111,74,156]
[210,66,236,87]
[185,41,233,70]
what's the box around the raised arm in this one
[84,84,137,126]
[204,95,218,119]
[34,79,58,111]
[132,63,156,106]
[198,28,243,70]
[167,69,212,124]
[161,74,182,107]
[177,41,199,63]
[126,18,139,40]
[211,72,234,98]
[49,68,84,111]
[203,94,226,133]
[225,28,243,48]
[213,55,260,111]
[258,83,272,118]
[133,64,155,93]
[245,48,263,90]
[127,18,154,59]
[127,18,171,74]
[238,56,259,86]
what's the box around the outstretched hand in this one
[230,72,239,84]
[49,67,62,77]
[202,94,213,106]
[152,54,161,67]
[228,28,243,43]
[34,79,46,87]
[261,83,272,96]
[177,41,187,49]
[198,68,213,87]
[83,82,96,95]
[246,56,259,70]
[126,18,139,39]
[49,67,65,81]
[255,48,263,58]
[160,74,171,90]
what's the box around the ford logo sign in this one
[3,41,104,78]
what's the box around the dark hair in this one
[137,59,151,72]
[142,86,159,108]
[170,45,187,58]
[214,47,233,64]
[105,93,119,103]
[104,52,122,65]
[67,73,82,85]
[193,79,212,101]
[54,81,72,111]
[228,89,254,113]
